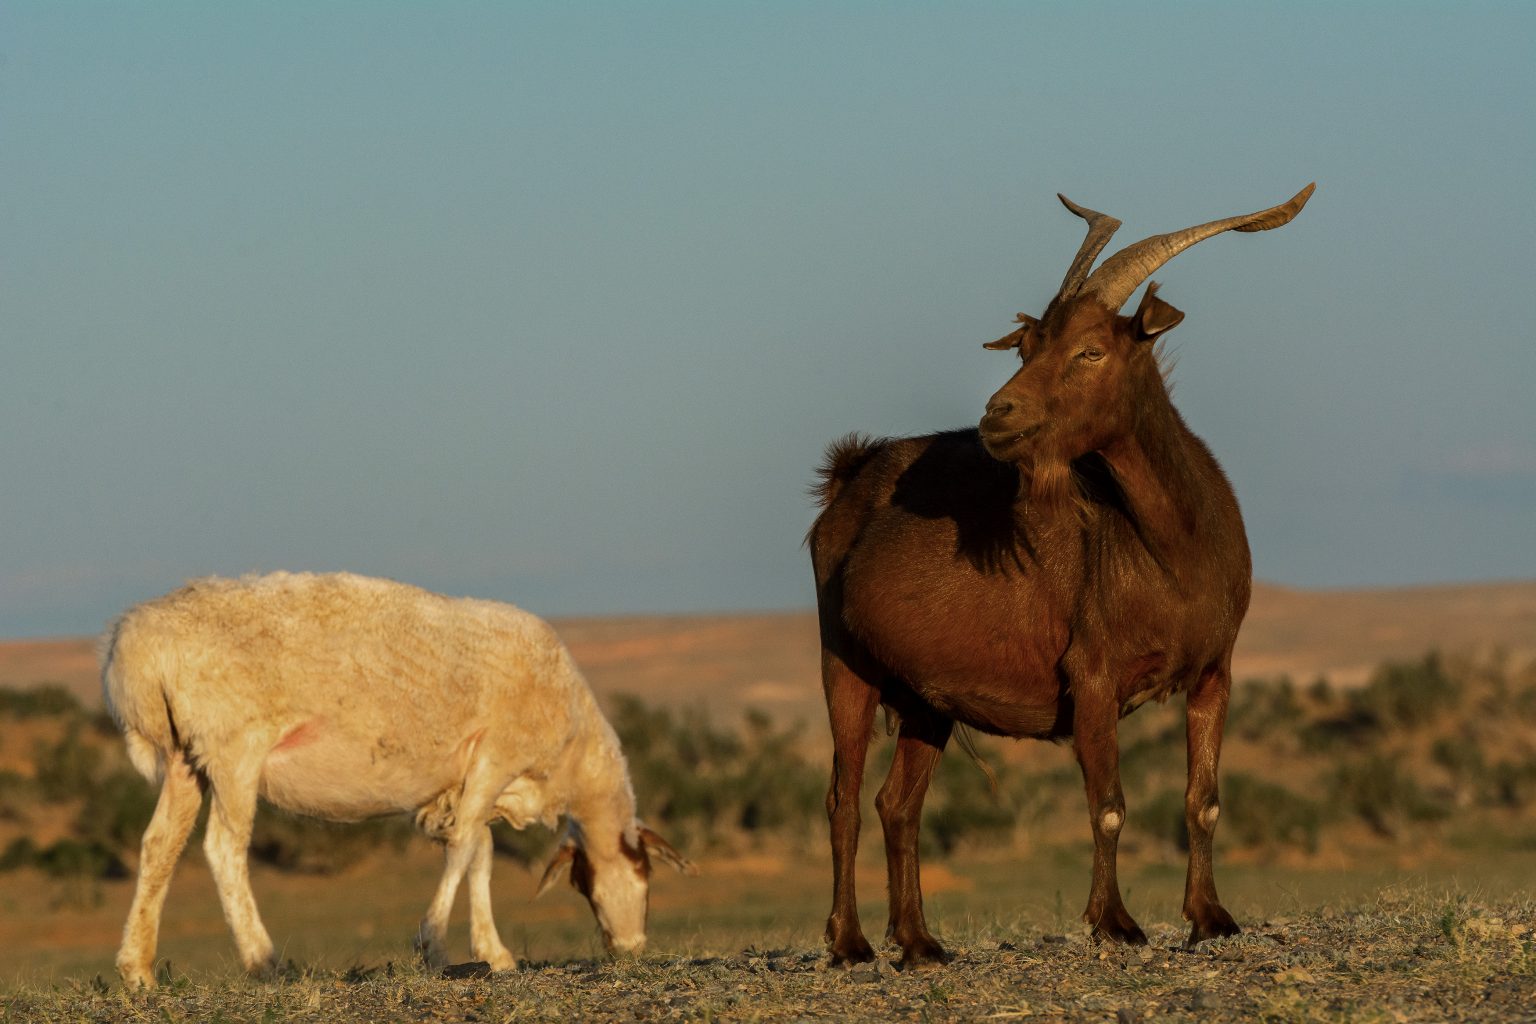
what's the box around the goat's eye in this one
[1078,348,1106,362]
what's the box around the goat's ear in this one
[1131,284,1183,342]
[534,839,578,899]
[983,313,1039,351]
[637,823,698,877]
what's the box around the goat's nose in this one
[985,396,1014,418]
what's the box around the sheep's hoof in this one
[117,963,156,992]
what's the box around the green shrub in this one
[248,808,414,875]
[1329,754,1448,837]
[35,838,127,880]
[1352,653,1461,730]
[0,769,34,821]
[1138,788,1188,851]
[609,696,823,845]
[33,724,102,800]
[0,684,81,719]
[922,750,1017,856]
[75,769,158,854]
[0,836,39,871]
[1484,757,1536,810]
[1228,676,1304,741]
[1220,773,1324,852]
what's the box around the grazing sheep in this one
[101,571,692,989]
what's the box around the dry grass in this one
[3,884,1532,1023]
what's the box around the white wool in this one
[101,571,651,988]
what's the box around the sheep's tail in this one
[100,616,178,785]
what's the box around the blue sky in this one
[3,2,1533,636]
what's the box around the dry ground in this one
[2,864,1533,1022]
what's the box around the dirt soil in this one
[6,893,1532,1023]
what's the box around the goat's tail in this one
[100,615,178,785]
[810,433,884,510]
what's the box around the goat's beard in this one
[1025,454,1077,510]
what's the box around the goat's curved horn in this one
[1079,183,1315,312]
[1055,194,1121,300]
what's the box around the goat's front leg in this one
[1182,663,1240,946]
[466,826,517,971]
[202,764,278,977]
[821,649,881,966]
[1072,682,1145,945]
[876,709,952,969]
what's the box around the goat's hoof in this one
[1089,908,1148,946]
[897,939,951,971]
[1185,906,1241,947]
[827,936,877,967]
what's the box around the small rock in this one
[1191,987,1223,1011]
[1117,1009,1140,1024]
[1041,934,1068,945]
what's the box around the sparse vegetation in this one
[2,651,1535,886]
[0,890,1531,1022]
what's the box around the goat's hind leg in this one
[876,705,953,969]
[117,750,204,989]
[821,647,881,966]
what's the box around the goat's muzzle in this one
[979,415,1040,462]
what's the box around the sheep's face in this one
[581,835,651,955]
[537,823,694,956]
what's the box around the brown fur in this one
[807,206,1302,967]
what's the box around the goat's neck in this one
[1098,395,1227,576]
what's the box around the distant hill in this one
[4,580,1533,728]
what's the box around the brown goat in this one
[808,184,1314,968]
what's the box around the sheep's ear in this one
[534,839,577,899]
[638,823,698,877]
[984,313,1039,351]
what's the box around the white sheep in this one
[101,571,693,989]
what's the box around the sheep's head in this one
[536,821,695,955]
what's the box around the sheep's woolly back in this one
[98,572,637,829]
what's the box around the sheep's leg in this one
[1073,684,1145,945]
[116,752,204,989]
[416,831,477,967]
[202,766,277,976]
[417,766,502,968]
[821,647,881,966]
[1182,663,1239,946]
[876,709,952,969]
[466,825,516,971]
